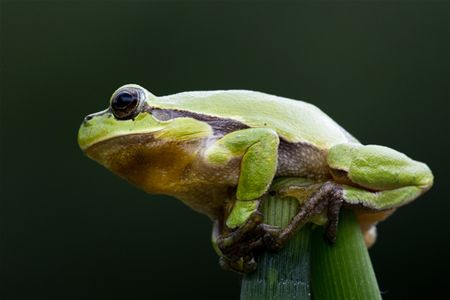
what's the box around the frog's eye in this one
[111,88,142,120]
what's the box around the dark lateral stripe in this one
[143,104,249,136]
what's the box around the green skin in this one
[78,84,433,273]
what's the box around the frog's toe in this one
[257,223,281,235]
[219,255,257,274]
[242,256,257,273]
[262,231,283,252]
[217,211,264,252]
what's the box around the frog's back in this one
[156,90,357,149]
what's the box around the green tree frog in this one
[78,84,433,272]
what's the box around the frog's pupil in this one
[115,91,136,108]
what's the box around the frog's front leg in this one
[205,128,279,270]
[267,143,434,249]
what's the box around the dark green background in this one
[1,1,449,299]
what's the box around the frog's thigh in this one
[328,143,433,191]
[205,128,279,228]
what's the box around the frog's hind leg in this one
[265,181,344,250]
[324,190,345,243]
[267,143,434,250]
[328,143,433,242]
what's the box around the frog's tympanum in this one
[78,84,433,272]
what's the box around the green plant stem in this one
[311,209,381,300]
[240,192,312,300]
[240,179,381,300]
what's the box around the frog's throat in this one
[84,133,205,194]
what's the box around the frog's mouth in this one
[77,111,162,151]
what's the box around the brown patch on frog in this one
[85,134,197,191]
[276,140,330,179]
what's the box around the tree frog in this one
[78,84,433,273]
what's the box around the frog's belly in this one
[178,141,331,218]
[176,157,241,219]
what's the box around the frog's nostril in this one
[82,109,110,123]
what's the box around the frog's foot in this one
[216,211,264,254]
[216,213,283,273]
[217,212,282,255]
[263,181,343,250]
[324,192,344,244]
[218,225,282,273]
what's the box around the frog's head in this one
[78,84,212,193]
[78,84,159,151]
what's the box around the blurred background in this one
[1,1,449,299]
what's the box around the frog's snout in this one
[82,108,111,125]
[84,114,94,123]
